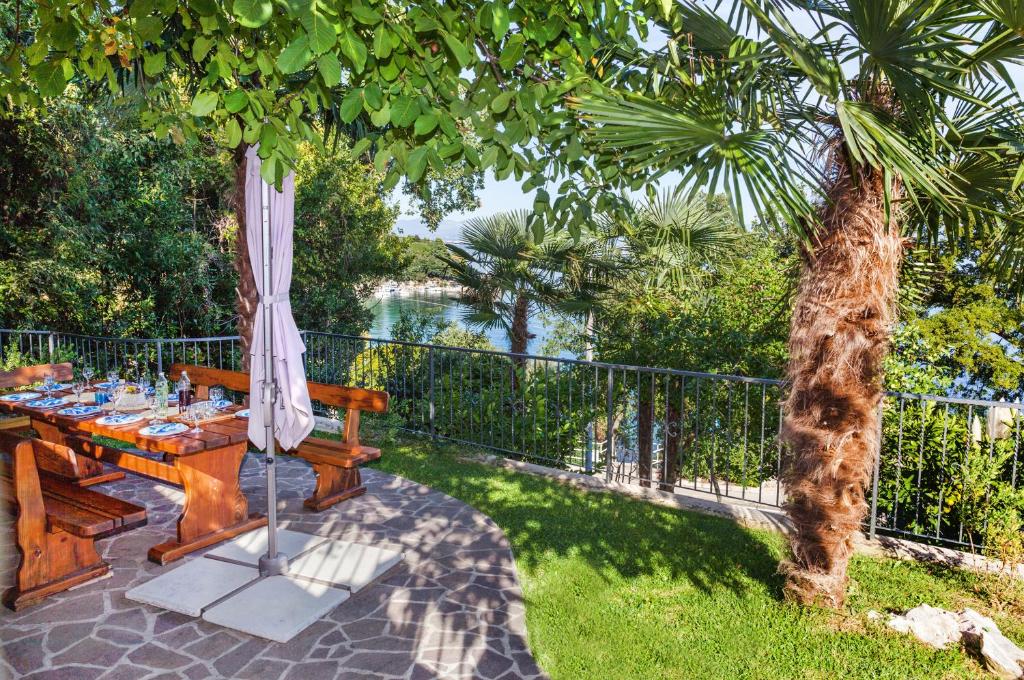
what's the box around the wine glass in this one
[146,390,164,426]
[209,387,225,409]
[107,369,119,387]
[188,402,203,434]
[109,383,124,416]
[42,372,55,399]
[138,371,152,394]
[72,379,86,406]
[83,364,94,385]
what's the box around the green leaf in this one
[441,31,471,68]
[143,51,166,76]
[499,34,525,70]
[492,4,509,36]
[372,25,393,59]
[406,146,429,182]
[233,0,273,28]
[135,16,163,43]
[224,89,249,113]
[277,34,311,73]
[49,20,79,51]
[304,11,336,55]
[414,112,439,135]
[352,5,382,24]
[190,90,219,117]
[363,82,383,109]
[481,145,499,168]
[338,29,367,73]
[491,91,513,113]
[226,117,242,148]
[317,51,341,86]
[192,36,214,62]
[390,96,419,127]
[192,0,218,16]
[340,88,363,122]
[352,136,373,157]
[32,60,70,98]
[370,104,390,126]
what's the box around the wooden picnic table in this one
[0,389,266,565]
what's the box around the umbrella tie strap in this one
[260,293,289,306]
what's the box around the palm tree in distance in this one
[440,210,610,359]
[578,0,1024,607]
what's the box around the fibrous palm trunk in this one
[780,163,904,608]
[232,147,258,370]
[509,295,529,357]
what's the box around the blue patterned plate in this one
[0,392,42,402]
[96,413,144,427]
[94,381,137,390]
[25,397,66,409]
[42,383,71,391]
[138,422,188,437]
[211,399,233,410]
[234,409,250,419]
[57,405,102,417]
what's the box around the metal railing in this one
[2,328,1021,551]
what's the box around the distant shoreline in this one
[370,278,463,297]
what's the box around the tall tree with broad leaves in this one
[3,0,652,363]
[577,0,1024,607]
[440,210,611,359]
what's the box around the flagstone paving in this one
[0,454,545,680]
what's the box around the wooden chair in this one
[169,364,389,510]
[0,362,74,433]
[0,431,147,610]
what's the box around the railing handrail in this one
[5,328,1024,410]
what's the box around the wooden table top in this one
[0,388,250,457]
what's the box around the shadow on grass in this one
[368,436,786,600]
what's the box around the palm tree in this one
[441,210,609,360]
[577,0,1024,607]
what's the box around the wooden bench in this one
[169,364,389,511]
[0,362,74,434]
[0,431,147,610]
[0,362,124,487]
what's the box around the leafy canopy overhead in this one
[3,0,653,206]
[575,0,1024,247]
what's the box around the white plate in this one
[0,392,41,402]
[211,399,233,410]
[94,381,138,390]
[96,413,144,426]
[25,397,66,409]
[138,422,188,437]
[234,409,250,419]
[57,405,102,417]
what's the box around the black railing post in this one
[869,398,884,541]
[605,369,614,483]
[429,346,436,440]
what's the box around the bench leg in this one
[304,464,366,511]
[3,530,108,611]
[147,442,266,565]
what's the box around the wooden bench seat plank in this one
[40,495,116,537]
[38,472,147,528]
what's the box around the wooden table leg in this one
[147,442,267,564]
[31,420,126,487]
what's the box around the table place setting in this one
[0,392,42,402]
[24,397,66,409]
[57,405,103,417]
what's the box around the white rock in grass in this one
[959,609,1024,680]
[887,604,962,649]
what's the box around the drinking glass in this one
[189,403,203,434]
[146,391,164,425]
[42,373,55,399]
[209,387,225,408]
[107,369,119,385]
[72,380,86,406]
[138,371,152,394]
[109,384,124,416]
[83,365,94,384]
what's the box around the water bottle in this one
[177,371,191,414]
[155,372,169,416]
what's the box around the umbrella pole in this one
[259,175,288,577]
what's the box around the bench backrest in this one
[167,364,389,412]
[0,363,74,390]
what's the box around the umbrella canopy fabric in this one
[244,146,314,452]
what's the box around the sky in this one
[391,8,1024,242]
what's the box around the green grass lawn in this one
[365,435,1024,680]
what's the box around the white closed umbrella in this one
[244,145,315,575]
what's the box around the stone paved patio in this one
[0,454,544,680]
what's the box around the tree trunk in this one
[232,148,258,370]
[779,164,904,608]
[637,390,653,488]
[509,295,529,357]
